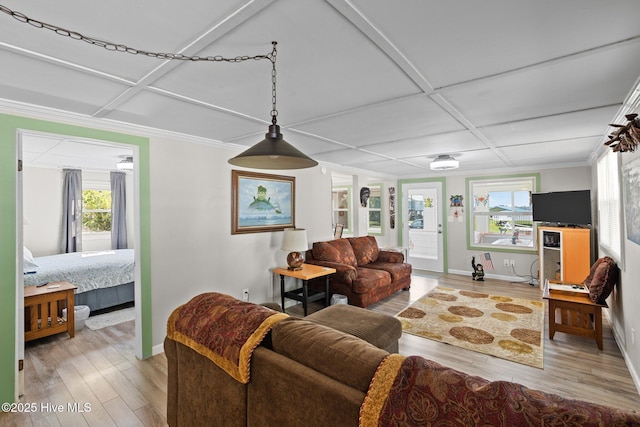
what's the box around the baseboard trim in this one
[604,310,640,395]
[152,343,164,356]
[447,269,533,285]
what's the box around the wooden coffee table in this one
[273,264,336,316]
[24,281,77,341]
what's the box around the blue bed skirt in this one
[74,281,134,312]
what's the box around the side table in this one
[274,264,336,316]
[543,286,607,350]
[24,281,77,341]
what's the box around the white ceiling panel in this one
[439,41,640,127]
[104,91,266,141]
[0,50,132,115]
[500,138,598,165]
[313,148,391,166]
[0,0,252,81]
[295,95,464,146]
[22,134,133,171]
[154,0,420,124]
[1,0,639,176]
[348,159,427,176]
[351,0,640,88]
[364,130,486,159]
[481,106,620,147]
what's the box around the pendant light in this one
[228,42,318,170]
[0,8,316,170]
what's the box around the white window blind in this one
[597,150,622,261]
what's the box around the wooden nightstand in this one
[24,281,77,341]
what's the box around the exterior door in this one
[403,182,444,272]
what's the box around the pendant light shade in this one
[228,42,317,170]
[228,124,318,169]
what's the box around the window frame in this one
[597,150,623,265]
[331,185,352,236]
[367,183,383,236]
[466,173,540,254]
[82,180,112,237]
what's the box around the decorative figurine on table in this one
[471,256,485,281]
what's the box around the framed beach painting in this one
[232,170,295,234]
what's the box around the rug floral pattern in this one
[397,286,544,368]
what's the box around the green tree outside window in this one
[82,189,112,232]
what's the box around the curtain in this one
[60,169,82,253]
[110,171,128,249]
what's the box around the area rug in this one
[396,286,544,368]
[85,307,135,330]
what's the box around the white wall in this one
[599,150,640,391]
[445,166,592,280]
[148,137,332,347]
[23,168,135,255]
[23,167,62,256]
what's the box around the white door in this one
[403,182,444,272]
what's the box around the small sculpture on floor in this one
[471,256,484,281]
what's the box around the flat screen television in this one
[532,190,591,226]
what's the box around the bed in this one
[23,248,135,312]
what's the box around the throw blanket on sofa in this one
[167,292,288,383]
[360,354,640,427]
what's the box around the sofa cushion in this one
[352,267,391,294]
[588,257,618,305]
[365,261,412,284]
[312,239,357,267]
[271,318,387,393]
[347,236,379,266]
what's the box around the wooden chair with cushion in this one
[544,257,618,350]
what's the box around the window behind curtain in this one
[467,175,538,252]
[597,150,622,262]
[82,188,112,233]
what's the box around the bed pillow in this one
[23,246,38,273]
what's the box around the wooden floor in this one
[2,272,639,426]
[291,272,640,412]
[0,319,167,427]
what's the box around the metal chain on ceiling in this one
[0,4,274,63]
[0,4,280,120]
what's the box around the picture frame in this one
[232,170,295,234]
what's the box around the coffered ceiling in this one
[2,0,640,176]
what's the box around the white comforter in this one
[23,249,134,294]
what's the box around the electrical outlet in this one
[510,259,516,267]
[503,259,510,267]
[242,289,249,301]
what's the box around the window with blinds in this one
[596,150,622,263]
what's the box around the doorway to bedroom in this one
[16,128,143,394]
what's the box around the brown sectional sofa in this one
[165,298,640,427]
[304,235,411,307]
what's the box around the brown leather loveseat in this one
[304,236,411,307]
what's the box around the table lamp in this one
[282,228,308,270]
